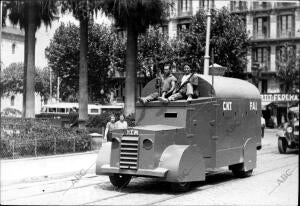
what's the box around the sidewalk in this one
[0,151,98,186]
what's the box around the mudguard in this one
[276,130,285,138]
[95,142,112,175]
[243,138,256,171]
[158,145,205,182]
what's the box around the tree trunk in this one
[78,16,89,127]
[124,21,138,116]
[23,1,36,118]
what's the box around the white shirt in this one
[116,120,128,129]
[261,117,265,126]
[181,74,191,86]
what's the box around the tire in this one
[170,182,191,193]
[109,174,132,189]
[232,169,253,178]
[278,138,287,154]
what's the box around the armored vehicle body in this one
[96,74,261,192]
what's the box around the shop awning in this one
[289,105,299,113]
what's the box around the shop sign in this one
[261,93,299,102]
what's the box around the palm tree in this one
[4,0,58,118]
[61,0,99,127]
[99,0,169,115]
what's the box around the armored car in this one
[96,74,262,192]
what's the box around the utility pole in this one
[203,0,212,75]
[0,0,3,71]
[49,68,52,103]
[0,0,2,112]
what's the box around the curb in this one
[1,150,98,163]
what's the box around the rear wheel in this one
[109,174,131,189]
[170,182,191,193]
[232,169,253,178]
[278,138,287,154]
[230,163,253,178]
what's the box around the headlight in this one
[287,127,293,133]
[143,139,153,150]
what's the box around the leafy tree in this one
[137,27,174,79]
[276,44,300,93]
[3,0,59,117]
[0,63,55,100]
[99,0,170,115]
[45,22,124,102]
[179,8,250,77]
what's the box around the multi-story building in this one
[165,0,214,39]
[230,1,300,127]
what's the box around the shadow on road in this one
[96,171,236,195]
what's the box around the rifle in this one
[174,72,196,94]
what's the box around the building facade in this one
[230,1,300,127]
[162,0,215,39]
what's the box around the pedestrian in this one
[261,115,266,138]
[104,114,117,141]
[138,62,177,104]
[69,107,79,128]
[116,114,128,129]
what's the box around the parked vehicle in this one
[277,106,299,154]
[96,74,261,192]
[38,102,124,118]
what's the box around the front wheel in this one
[109,174,132,189]
[278,138,287,154]
[170,182,191,193]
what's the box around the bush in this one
[1,107,22,117]
[0,117,91,159]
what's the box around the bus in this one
[39,102,124,117]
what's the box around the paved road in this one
[1,130,298,205]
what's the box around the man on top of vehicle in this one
[158,64,199,103]
[138,63,177,105]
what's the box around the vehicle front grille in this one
[120,136,139,170]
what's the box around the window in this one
[252,47,270,71]
[165,113,177,118]
[261,80,268,93]
[90,109,99,114]
[278,15,294,38]
[57,108,66,113]
[177,23,190,38]
[159,25,168,37]
[179,0,189,12]
[10,96,15,106]
[12,43,16,54]
[254,17,269,39]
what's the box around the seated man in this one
[158,64,198,103]
[138,63,177,104]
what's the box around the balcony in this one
[177,10,193,18]
[253,29,270,40]
[230,1,248,13]
[275,2,298,8]
[278,31,295,39]
[253,2,272,10]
